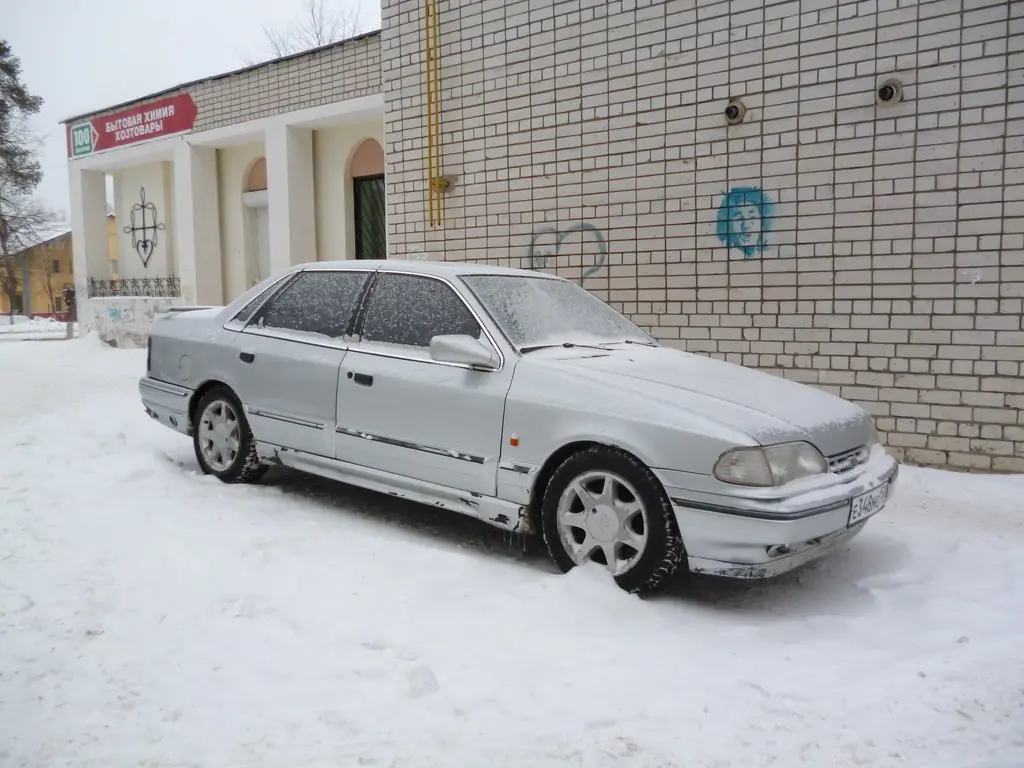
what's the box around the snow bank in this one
[0,316,65,333]
[0,338,1022,767]
[0,316,74,342]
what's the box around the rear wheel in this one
[192,386,267,484]
[541,446,685,593]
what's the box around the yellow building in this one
[0,215,117,318]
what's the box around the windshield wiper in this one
[519,339,658,354]
[519,341,610,354]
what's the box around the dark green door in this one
[354,174,386,260]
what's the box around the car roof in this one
[300,259,564,280]
[217,258,569,321]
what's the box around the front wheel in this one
[192,386,267,484]
[541,446,685,593]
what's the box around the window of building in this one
[52,259,61,274]
[253,270,370,339]
[360,273,481,348]
[245,157,268,192]
[350,138,386,261]
[55,297,64,312]
[353,174,386,260]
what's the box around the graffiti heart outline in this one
[528,222,608,284]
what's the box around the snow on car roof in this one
[304,259,564,280]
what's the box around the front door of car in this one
[334,271,514,497]
[229,268,373,457]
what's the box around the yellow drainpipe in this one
[424,0,446,227]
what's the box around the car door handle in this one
[352,372,373,387]
[239,351,255,364]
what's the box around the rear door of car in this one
[229,268,373,457]
[333,270,514,497]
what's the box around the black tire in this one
[540,445,685,594]
[192,386,267,484]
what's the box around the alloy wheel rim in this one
[555,469,648,576]
[199,399,241,472]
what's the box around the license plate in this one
[848,481,888,527]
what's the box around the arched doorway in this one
[242,157,270,285]
[350,139,386,260]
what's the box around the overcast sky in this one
[5,0,378,219]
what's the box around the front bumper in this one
[659,444,899,579]
[139,376,193,436]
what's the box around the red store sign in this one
[67,94,198,158]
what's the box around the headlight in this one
[713,442,828,487]
[865,421,880,447]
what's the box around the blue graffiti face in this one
[716,186,773,258]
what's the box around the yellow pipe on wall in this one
[424,0,442,227]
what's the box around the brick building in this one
[64,0,1023,470]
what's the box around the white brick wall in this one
[383,0,1024,471]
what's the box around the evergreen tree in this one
[0,39,43,195]
[0,40,52,318]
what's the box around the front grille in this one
[828,445,870,474]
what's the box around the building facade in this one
[64,0,1023,471]
[65,32,384,335]
[1,215,118,319]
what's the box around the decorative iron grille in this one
[354,174,387,259]
[124,187,166,268]
[89,277,181,298]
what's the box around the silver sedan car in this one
[139,260,898,593]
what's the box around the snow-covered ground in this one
[1,336,1022,768]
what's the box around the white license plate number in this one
[848,482,888,527]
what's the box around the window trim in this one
[250,269,371,339]
[350,269,506,372]
[222,271,301,332]
[237,268,376,350]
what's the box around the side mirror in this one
[429,334,499,369]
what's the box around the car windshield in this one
[460,274,654,351]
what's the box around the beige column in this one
[266,123,316,274]
[174,142,224,305]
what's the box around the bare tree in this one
[0,231,20,317]
[0,188,59,318]
[242,0,365,65]
[32,239,62,314]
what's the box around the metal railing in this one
[88,277,181,298]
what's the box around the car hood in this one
[522,344,875,457]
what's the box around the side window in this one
[254,271,369,339]
[360,273,481,348]
[232,283,281,327]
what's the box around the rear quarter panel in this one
[148,310,240,399]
